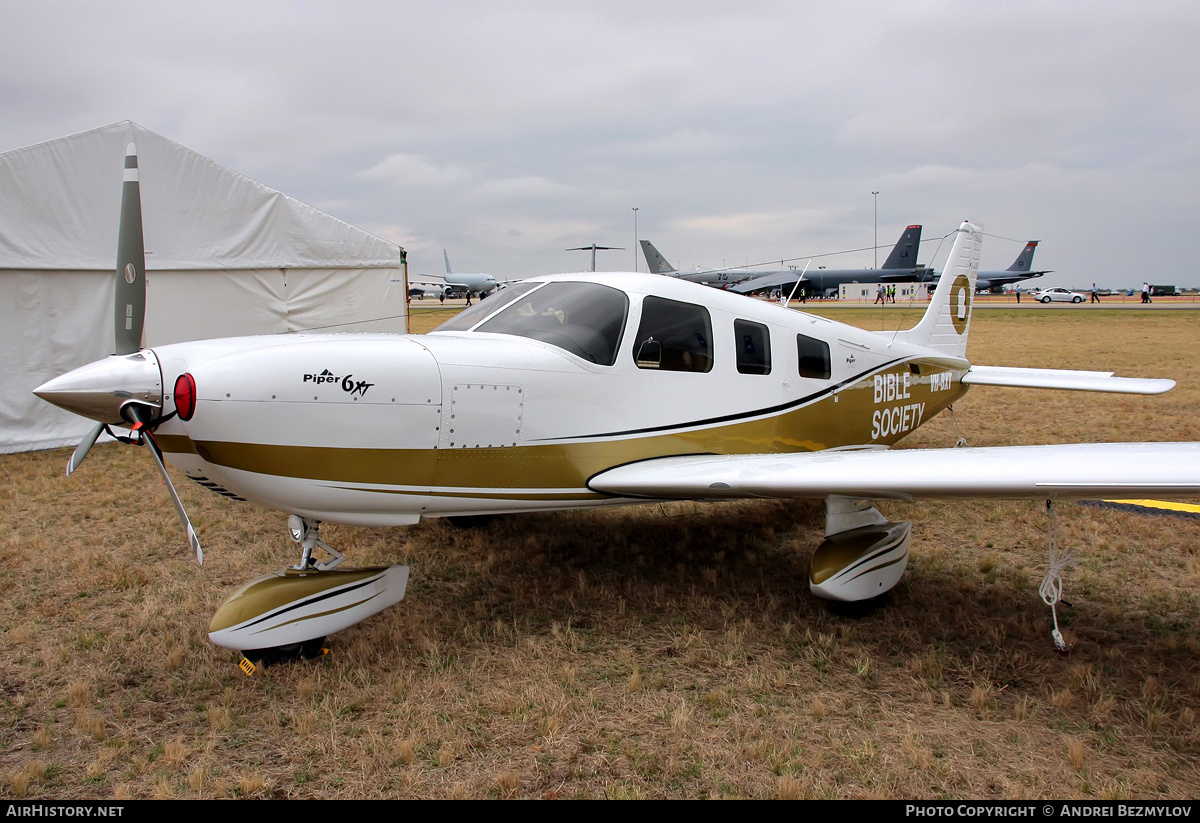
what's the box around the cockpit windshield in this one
[432,282,540,332]
[473,282,629,365]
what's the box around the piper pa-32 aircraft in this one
[34,146,1200,663]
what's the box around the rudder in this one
[1006,241,1038,272]
[893,222,981,358]
[640,240,677,274]
[880,225,922,269]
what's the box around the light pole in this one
[632,207,639,272]
[871,191,879,269]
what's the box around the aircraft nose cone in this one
[34,351,163,425]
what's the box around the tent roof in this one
[0,121,403,271]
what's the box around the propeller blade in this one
[66,422,105,476]
[114,143,146,356]
[141,428,204,565]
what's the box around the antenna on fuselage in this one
[781,260,812,306]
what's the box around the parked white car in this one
[1032,287,1086,304]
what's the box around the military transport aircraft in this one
[642,225,929,294]
[727,224,932,296]
[925,240,1052,293]
[33,147,1200,663]
[412,249,499,299]
[638,240,756,288]
[974,240,1051,292]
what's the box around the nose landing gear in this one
[288,515,345,570]
[208,516,410,670]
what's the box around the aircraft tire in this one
[447,514,495,529]
[242,636,328,666]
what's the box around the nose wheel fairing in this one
[209,564,410,652]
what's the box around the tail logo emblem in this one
[951,274,972,335]
[124,263,136,284]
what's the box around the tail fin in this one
[893,222,981,358]
[640,240,677,274]
[1005,241,1038,272]
[880,225,922,269]
[443,249,453,275]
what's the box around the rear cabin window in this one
[632,297,713,373]
[796,334,831,380]
[734,319,771,375]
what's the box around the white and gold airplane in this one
[33,146,1200,662]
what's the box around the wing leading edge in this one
[963,366,1175,395]
[588,443,1200,502]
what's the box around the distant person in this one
[875,284,885,305]
[1091,283,1100,303]
[1142,282,1151,304]
[799,286,807,304]
[439,291,445,305]
[1014,285,1021,304]
[465,292,472,307]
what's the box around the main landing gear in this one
[809,496,912,602]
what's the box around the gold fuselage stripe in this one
[158,363,967,496]
[209,568,389,632]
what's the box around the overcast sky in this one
[3,1,1198,288]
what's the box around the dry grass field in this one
[1,306,1198,799]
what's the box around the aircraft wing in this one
[730,272,796,294]
[410,278,464,293]
[588,443,1200,502]
[963,366,1174,394]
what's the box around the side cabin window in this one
[474,282,629,365]
[796,333,831,380]
[734,319,771,375]
[632,296,713,373]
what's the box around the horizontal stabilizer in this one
[963,366,1175,395]
[589,443,1200,502]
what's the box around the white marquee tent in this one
[0,121,409,453]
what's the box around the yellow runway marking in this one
[1085,499,1200,519]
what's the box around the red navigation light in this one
[174,373,197,421]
